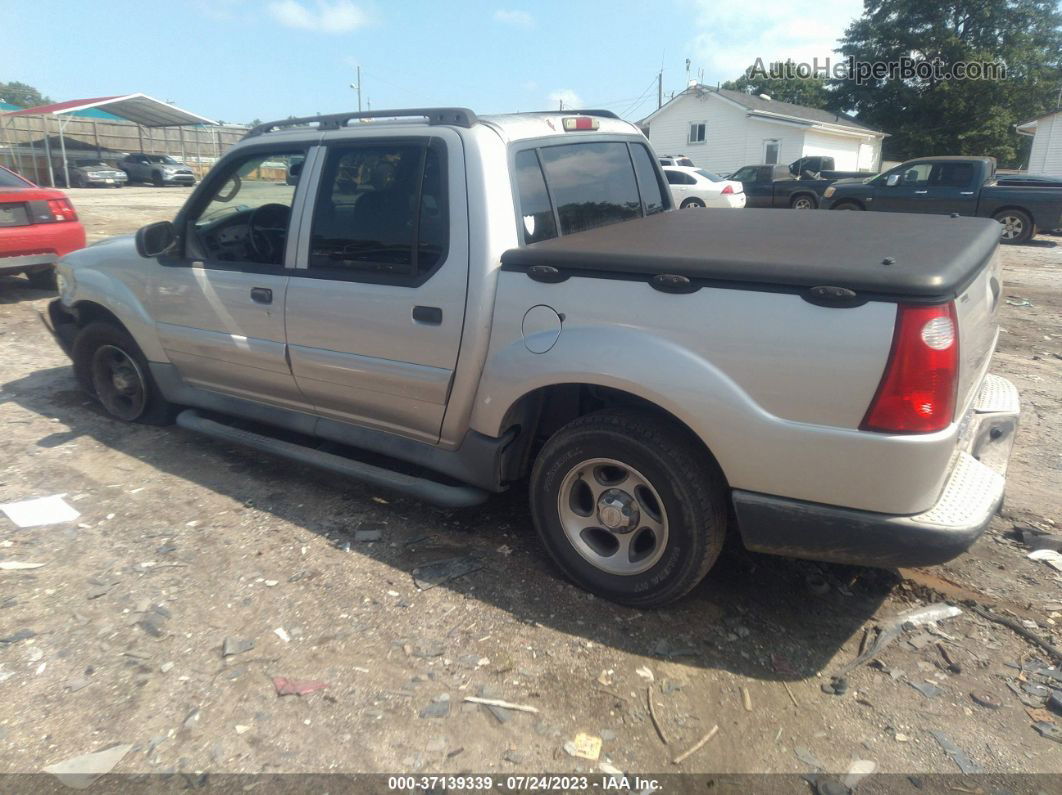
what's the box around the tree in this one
[0,81,52,108]
[828,0,1062,166]
[722,60,830,108]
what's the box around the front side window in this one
[307,140,448,282]
[187,149,303,266]
[688,123,706,144]
[898,163,932,185]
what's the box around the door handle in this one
[251,287,273,304]
[914,190,928,194]
[960,191,974,195]
[412,305,442,324]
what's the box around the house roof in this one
[0,94,215,127]
[641,85,883,136]
[1016,108,1061,135]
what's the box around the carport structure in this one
[1,93,216,188]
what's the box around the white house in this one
[1016,109,1062,177]
[640,85,884,175]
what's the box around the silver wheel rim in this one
[683,201,703,209]
[793,197,813,209]
[997,215,1023,240]
[556,457,669,576]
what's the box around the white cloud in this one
[686,0,862,85]
[493,9,534,27]
[268,0,367,33]
[547,89,583,110]
[522,80,539,92]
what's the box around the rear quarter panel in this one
[472,273,968,515]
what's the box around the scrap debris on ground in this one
[0,190,1060,775]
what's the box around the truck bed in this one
[501,209,1001,301]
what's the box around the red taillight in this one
[47,198,77,222]
[721,184,734,195]
[861,302,959,434]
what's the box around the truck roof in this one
[244,107,641,143]
[501,209,1001,301]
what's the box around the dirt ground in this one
[1,187,1060,784]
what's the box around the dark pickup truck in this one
[822,156,1062,243]
[730,164,838,210]
[730,156,874,210]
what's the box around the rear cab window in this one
[514,139,668,245]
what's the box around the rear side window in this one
[729,166,758,182]
[514,150,558,244]
[516,140,667,243]
[630,144,666,215]
[931,162,975,188]
[308,140,448,283]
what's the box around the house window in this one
[763,139,780,164]
[688,122,706,144]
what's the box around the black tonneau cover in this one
[501,209,1000,300]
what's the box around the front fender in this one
[58,236,169,363]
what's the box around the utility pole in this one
[658,69,663,109]
[350,66,362,112]
[558,98,564,110]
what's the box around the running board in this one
[176,409,488,508]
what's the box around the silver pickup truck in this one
[44,108,1020,607]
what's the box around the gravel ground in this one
[1,187,1060,782]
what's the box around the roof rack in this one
[245,107,478,138]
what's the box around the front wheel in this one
[72,322,175,425]
[680,198,706,209]
[530,409,728,607]
[152,171,164,187]
[994,209,1034,244]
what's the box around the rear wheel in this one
[791,194,817,210]
[72,322,175,424]
[993,209,1034,244]
[530,409,727,607]
[152,171,164,187]
[680,198,706,209]
[72,174,85,188]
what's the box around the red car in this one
[1,164,86,289]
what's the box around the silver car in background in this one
[117,153,196,187]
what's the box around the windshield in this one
[695,169,724,182]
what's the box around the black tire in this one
[72,174,84,188]
[831,201,862,210]
[790,194,817,209]
[530,409,728,607]
[152,171,164,187]
[72,322,175,425]
[26,268,57,290]
[993,208,1034,244]
[680,198,706,209]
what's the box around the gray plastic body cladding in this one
[151,364,510,492]
[733,373,1020,567]
[175,410,487,508]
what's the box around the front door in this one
[284,132,468,443]
[152,145,313,410]
[873,162,932,212]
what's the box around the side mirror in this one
[135,220,177,258]
[885,174,900,187]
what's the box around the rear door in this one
[923,161,980,215]
[151,144,314,409]
[284,130,468,443]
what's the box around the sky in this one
[1,0,866,125]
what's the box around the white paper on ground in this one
[0,561,46,570]
[1028,549,1062,571]
[0,495,80,528]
